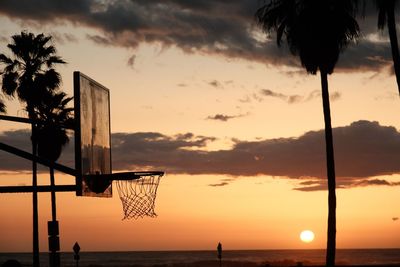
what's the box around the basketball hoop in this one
[83,171,164,220]
[74,72,165,220]
[116,172,163,220]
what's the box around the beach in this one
[1,249,400,267]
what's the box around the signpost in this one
[73,242,80,267]
[217,242,222,267]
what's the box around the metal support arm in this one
[0,142,76,176]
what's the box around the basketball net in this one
[115,174,162,220]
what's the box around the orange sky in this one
[0,172,399,252]
[0,1,399,252]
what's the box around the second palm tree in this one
[256,1,360,266]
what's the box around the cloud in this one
[49,32,78,45]
[208,80,222,88]
[259,89,341,104]
[0,0,394,73]
[260,89,287,100]
[86,34,113,46]
[393,217,399,221]
[0,129,74,172]
[127,54,136,68]
[330,91,341,101]
[355,179,393,186]
[1,121,400,191]
[206,113,247,122]
[239,93,263,104]
[208,182,229,187]
[294,178,400,192]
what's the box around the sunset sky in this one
[0,1,399,252]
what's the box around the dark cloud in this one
[49,32,78,45]
[330,92,341,101]
[356,179,392,186]
[208,80,222,88]
[206,113,247,122]
[0,129,74,172]
[260,89,287,100]
[208,182,229,187]
[393,217,399,221]
[0,0,394,73]
[1,121,400,191]
[293,177,400,191]
[86,34,113,46]
[259,89,341,104]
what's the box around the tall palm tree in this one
[256,1,359,266]
[375,0,400,95]
[0,32,66,267]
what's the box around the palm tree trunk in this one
[320,71,336,267]
[387,7,400,96]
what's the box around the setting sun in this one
[300,230,315,243]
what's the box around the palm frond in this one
[377,8,387,30]
[46,56,67,68]
[1,71,18,96]
[374,0,398,30]
[0,54,13,65]
[0,99,6,113]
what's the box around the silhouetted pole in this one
[217,242,222,267]
[48,167,60,267]
[50,168,56,221]
[73,242,80,267]
[32,124,40,267]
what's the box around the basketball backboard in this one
[74,71,112,197]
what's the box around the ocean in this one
[1,249,399,267]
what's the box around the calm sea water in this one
[1,249,399,266]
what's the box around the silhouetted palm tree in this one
[0,32,66,267]
[256,1,359,266]
[375,0,400,95]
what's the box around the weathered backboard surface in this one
[74,71,112,197]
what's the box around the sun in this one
[300,230,315,243]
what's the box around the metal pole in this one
[32,124,40,267]
[50,168,56,221]
[49,167,60,267]
[50,167,56,267]
[217,242,222,267]
[0,141,76,176]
